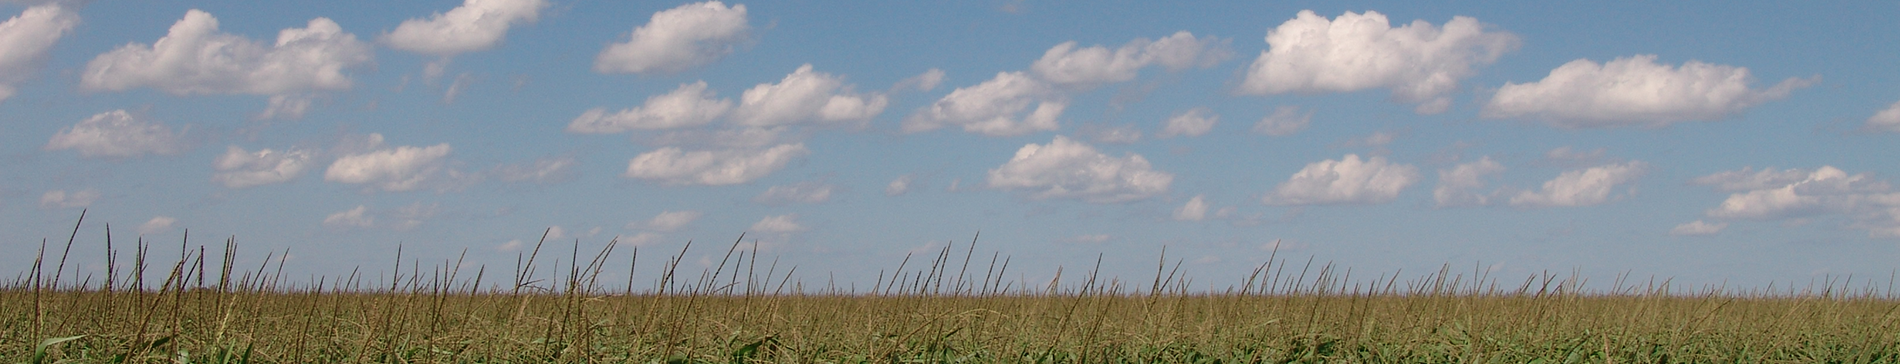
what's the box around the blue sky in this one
[4,0,1898,292]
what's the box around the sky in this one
[3,0,1898,292]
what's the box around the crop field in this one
[6,231,1900,363]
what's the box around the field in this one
[6,229,1900,363]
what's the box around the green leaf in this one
[30,335,87,364]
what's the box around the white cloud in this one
[324,142,454,192]
[1174,195,1209,221]
[648,126,793,149]
[894,68,945,92]
[45,110,189,158]
[1030,31,1228,87]
[633,210,701,232]
[1483,55,1814,128]
[1159,107,1217,138]
[986,136,1172,203]
[731,64,887,127]
[493,156,577,184]
[570,81,731,133]
[382,0,545,56]
[1865,100,1900,132]
[322,205,374,229]
[1238,10,1517,112]
[1080,124,1142,144]
[138,216,177,235]
[1509,161,1647,207]
[255,94,314,120]
[885,174,913,196]
[1252,105,1310,136]
[1669,220,1726,236]
[623,143,807,186]
[904,72,1066,137]
[753,182,833,205]
[1690,166,1815,192]
[81,10,373,95]
[1264,154,1419,205]
[0,4,78,101]
[749,214,805,233]
[594,1,748,74]
[39,189,99,209]
[213,145,312,188]
[1434,156,1504,207]
[623,232,666,247]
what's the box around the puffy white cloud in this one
[1030,31,1229,87]
[749,214,805,233]
[1509,162,1647,207]
[594,1,748,74]
[1238,10,1517,112]
[752,182,832,205]
[1252,105,1310,136]
[1483,55,1814,128]
[0,4,78,101]
[45,110,189,158]
[904,72,1066,137]
[1264,154,1419,205]
[885,174,913,196]
[1160,107,1217,138]
[1434,156,1504,207]
[324,142,453,192]
[894,68,945,92]
[138,216,177,235]
[1173,195,1209,221]
[986,136,1172,203]
[1669,220,1726,236]
[493,156,577,184]
[255,94,314,120]
[1865,100,1900,132]
[39,189,99,209]
[569,81,731,133]
[1690,166,1815,192]
[623,143,807,186]
[81,10,372,95]
[632,210,701,232]
[382,0,545,56]
[322,205,373,229]
[213,145,312,188]
[731,64,887,127]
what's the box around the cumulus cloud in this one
[623,143,807,186]
[633,210,701,232]
[1690,166,1815,192]
[39,189,99,209]
[904,72,1066,137]
[255,94,315,120]
[570,81,730,133]
[893,68,945,92]
[493,156,577,184]
[731,64,887,127]
[1252,105,1311,136]
[1160,107,1218,138]
[1865,100,1900,132]
[324,141,454,192]
[1509,162,1647,207]
[1030,31,1229,87]
[749,214,805,233]
[885,174,914,196]
[752,182,832,205]
[1693,166,1900,237]
[322,205,373,229]
[594,1,748,74]
[1265,154,1419,205]
[1434,157,1504,207]
[1174,195,1210,221]
[46,110,189,158]
[0,4,78,101]
[986,136,1172,203]
[81,10,372,95]
[213,145,312,188]
[1483,55,1814,128]
[382,0,544,56]
[138,216,177,235]
[1669,220,1726,236]
[1238,10,1517,113]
